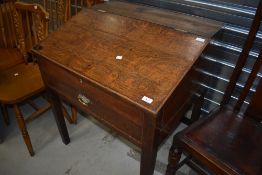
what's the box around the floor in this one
[0,97,196,175]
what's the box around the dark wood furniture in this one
[166,1,262,175]
[33,1,222,174]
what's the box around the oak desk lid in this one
[33,8,220,114]
[93,1,223,38]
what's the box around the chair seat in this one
[180,107,262,175]
[0,62,45,104]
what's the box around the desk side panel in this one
[157,60,201,143]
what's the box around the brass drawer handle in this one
[77,94,92,106]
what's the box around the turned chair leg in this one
[166,138,182,175]
[1,104,10,126]
[13,104,34,156]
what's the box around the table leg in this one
[48,88,70,145]
[140,113,158,175]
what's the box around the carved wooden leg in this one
[71,106,77,124]
[13,104,34,156]
[140,113,158,175]
[1,104,9,126]
[165,139,182,175]
[47,88,70,145]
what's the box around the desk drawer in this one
[38,58,143,145]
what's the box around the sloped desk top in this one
[34,8,220,114]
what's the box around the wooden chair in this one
[0,2,51,156]
[166,1,262,175]
[0,1,78,154]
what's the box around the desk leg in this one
[48,88,70,145]
[140,113,158,175]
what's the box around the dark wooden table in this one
[33,1,222,174]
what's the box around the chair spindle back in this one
[13,2,49,62]
[0,0,17,48]
[221,0,262,111]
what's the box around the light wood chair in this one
[0,1,79,155]
[166,1,262,174]
[0,2,51,156]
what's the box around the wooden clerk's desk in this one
[33,1,222,174]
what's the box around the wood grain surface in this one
[93,1,223,38]
[33,9,210,114]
